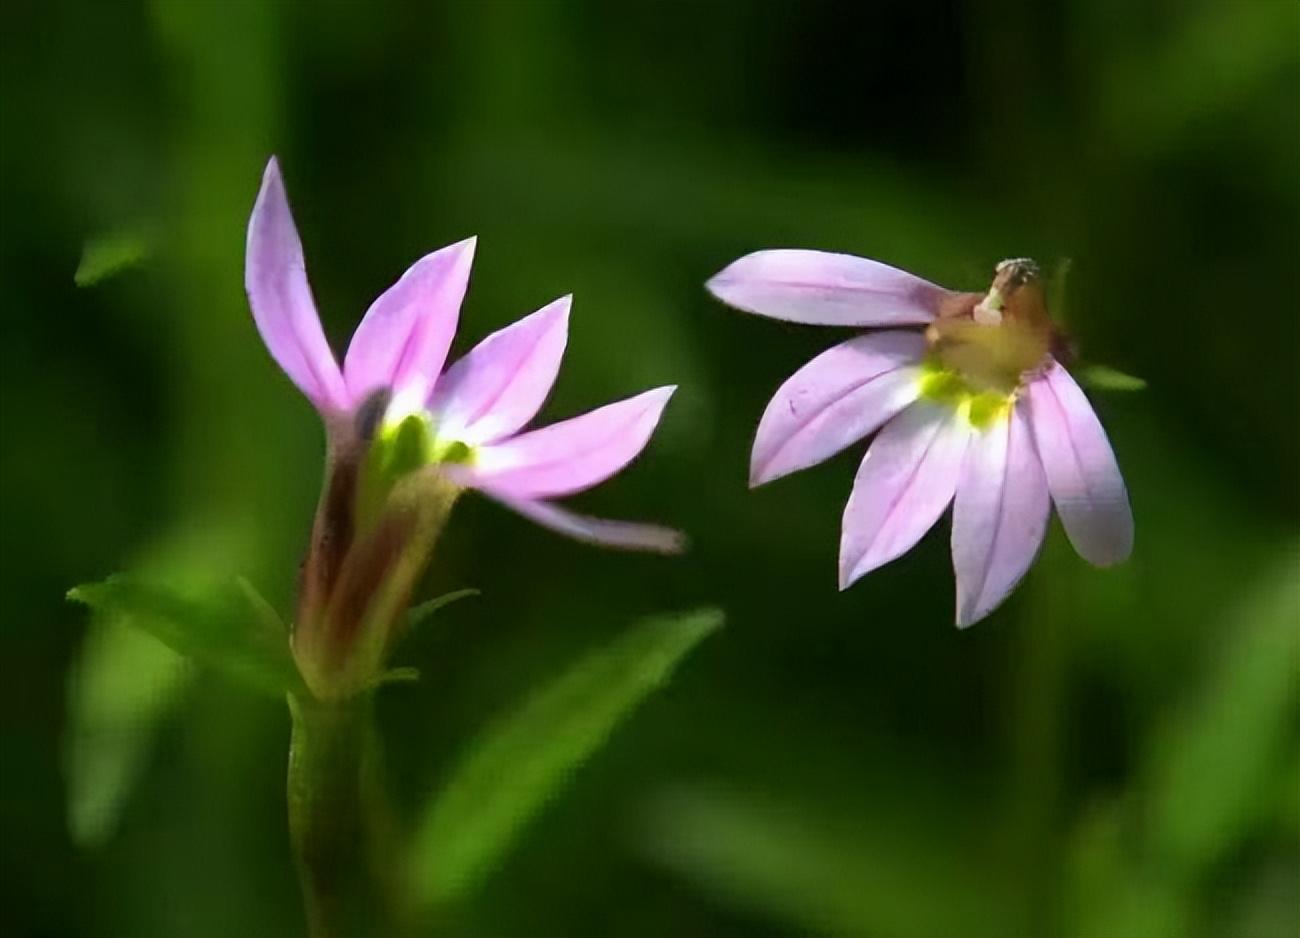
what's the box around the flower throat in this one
[922,258,1058,411]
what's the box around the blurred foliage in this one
[63,523,255,849]
[2,0,1297,937]
[68,575,301,698]
[64,614,189,850]
[74,230,151,288]
[413,608,721,908]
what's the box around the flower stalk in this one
[287,693,371,938]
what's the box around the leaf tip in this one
[1078,364,1148,392]
[75,232,150,287]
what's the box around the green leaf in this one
[64,621,191,848]
[1064,803,1188,938]
[63,525,258,848]
[411,607,723,907]
[404,588,480,633]
[68,575,303,697]
[1143,545,1300,878]
[1064,545,1300,938]
[1077,364,1148,392]
[74,231,150,286]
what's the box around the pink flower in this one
[246,157,681,555]
[709,250,1132,627]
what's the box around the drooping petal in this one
[343,238,476,409]
[428,296,570,446]
[839,402,970,589]
[484,494,685,554]
[951,407,1050,627]
[751,331,926,486]
[707,249,953,327]
[1025,361,1133,566]
[245,158,349,412]
[448,386,675,499]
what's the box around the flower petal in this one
[1026,361,1133,566]
[450,386,675,499]
[484,494,685,554]
[951,408,1050,627]
[839,402,970,589]
[707,249,952,326]
[428,296,569,446]
[751,331,926,486]
[245,158,349,412]
[343,237,476,408]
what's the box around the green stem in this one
[287,695,369,938]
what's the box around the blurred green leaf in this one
[639,786,1017,938]
[1077,365,1147,392]
[1097,0,1298,154]
[404,588,480,634]
[68,575,303,697]
[1064,801,1187,938]
[1143,544,1300,878]
[74,231,150,287]
[64,621,191,848]
[1065,544,1300,938]
[62,525,261,850]
[1213,855,1300,938]
[411,607,723,907]
[1274,749,1300,839]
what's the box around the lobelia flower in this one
[246,158,681,694]
[708,250,1132,627]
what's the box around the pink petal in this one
[707,249,953,327]
[1026,361,1133,566]
[244,158,349,412]
[951,408,1050,627]
[342,238,476,407]
[486,494,685,554]
[450,386,675,499]
[751,331,926,486]
[428,296,570,446]
[839,402,970,589]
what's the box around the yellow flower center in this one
[919,257,1057,427]
[355,413,476,532]
[918,359,1013,429]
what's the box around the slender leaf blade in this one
[1064,544,1300,938]
[1143,545,1300,876]
[412,607,723,906]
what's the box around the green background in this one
[2,1,1297,935]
